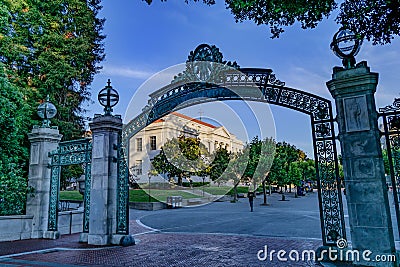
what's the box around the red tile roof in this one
[153,112,216,128]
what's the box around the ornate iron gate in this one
[379,98,400,237]
[47,139,92,233]
[122,44,346,246]
[115,131,130,235]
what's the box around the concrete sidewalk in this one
[0,219,355,267]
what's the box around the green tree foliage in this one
[297,159,316,182]
[209,147,230,183]
[0,0,105,140]
[245,136,276,184]
[0,1,104,214]
[145,0,400,44]
[219,147,249,202]
[382,149,391,175]
[151,135,210,186]
[269,142,306,187]
[60,165,84,190]
[0,63,32,215]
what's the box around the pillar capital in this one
[89,115,122,133]
[327,61,379,98]
[28,126,62,144]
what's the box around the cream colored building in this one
[129,112,243,183]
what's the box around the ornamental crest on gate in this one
[171,44,239,84]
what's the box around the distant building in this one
[128,112,243,183]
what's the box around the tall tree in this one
[0,0,105,140]
[151,135,211,186]
[0,1,105,198]
[209,147,230,184]
[220,147,249,202]
[268,142,305,192]
[145,0,400,44]
[0,62,32,215]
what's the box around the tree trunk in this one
[289,184,292,193]
[178,174,183,186]
[233,185,238,202]
[262,179,267,205]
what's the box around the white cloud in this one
[101,65,154,79]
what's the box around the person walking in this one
[248,190,255,212]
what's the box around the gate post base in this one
[43,230,60,240]
[111,234,135,246]
[79,233,88,243]
[87,234,110,246]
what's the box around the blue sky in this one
[88,1,400,157]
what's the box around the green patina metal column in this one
[87,80,133,246]
[27,96,62,239]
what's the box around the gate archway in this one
[122,44,345,246]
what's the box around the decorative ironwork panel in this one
[83,143,92,233]
[116,132,129,235]
[47,138,92,233]
[313,138,345,244]
[379,98,400,237]
[48,164,61,231]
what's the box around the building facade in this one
[128,112,243,183]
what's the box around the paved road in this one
[134,192,347,240]
[135,190,400,245]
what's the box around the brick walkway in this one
[0,221,354,267]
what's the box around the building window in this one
[136,138,142,152]
[150,136,157,150]
[135,160,143,175]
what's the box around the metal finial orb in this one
[37,95,57,127]
[330,28,363,69]
[98,79,119,115]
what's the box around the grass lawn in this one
[203,186,232,195]
[129,189,199,202]
[59,187,262,203]
[59,190,83,201]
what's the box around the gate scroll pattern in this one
[47,139,92,233]
[379,98,400,237]
[122,44,345,246]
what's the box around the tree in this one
[60,165,84,191]
[268,142,306,193]
[220,148,249,202]
[242,136,276,205]
[0,1,104,210]
[144,0,400,44]
[0,0,105,146]
[209,147,230,185]
[0,63,33,215]
[151,135,211,186]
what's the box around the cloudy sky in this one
[88,1,400,157]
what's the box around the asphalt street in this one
[134,192,343,240]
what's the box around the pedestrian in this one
[248,190,255,212]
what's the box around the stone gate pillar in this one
[27,126,62,238]
[87,114,132,246]
[327,62,396,266]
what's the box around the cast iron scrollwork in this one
[47,138,92,232]
[122,44,345,246]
